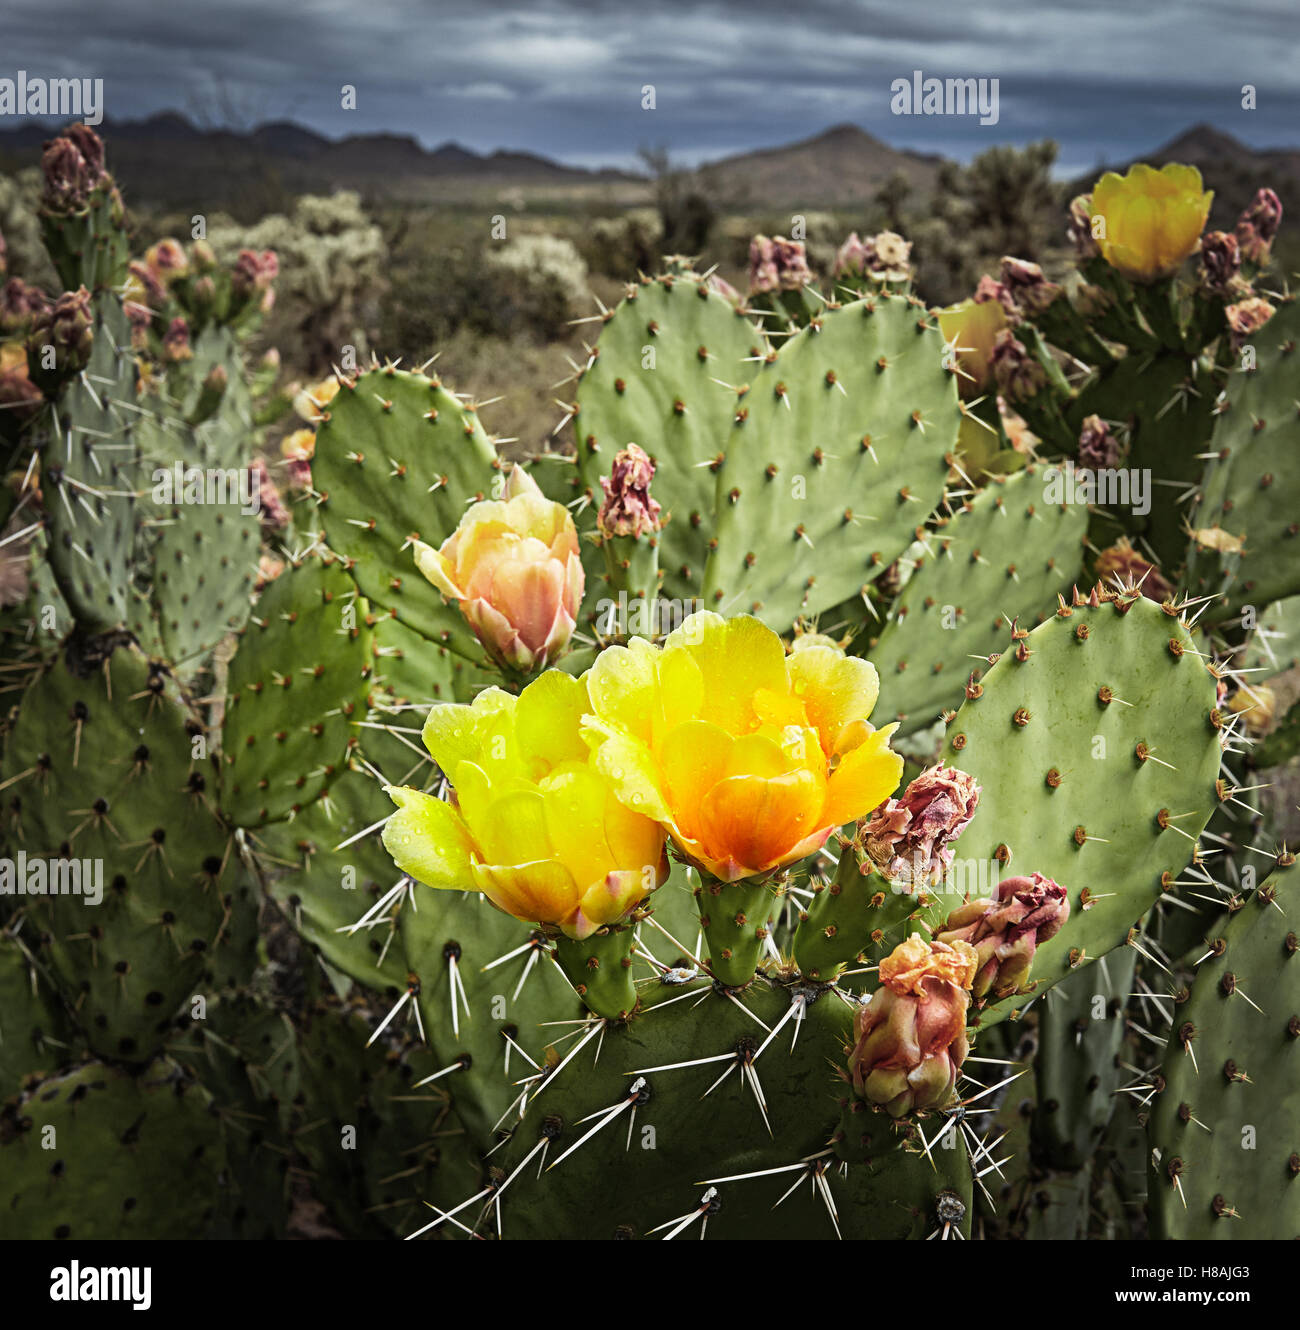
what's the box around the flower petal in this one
[382,786,475,889]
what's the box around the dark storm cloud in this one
[5,0,1297,168]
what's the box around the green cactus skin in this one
[865,465,1088,735]
[0,1057,230,1239]
[1242,595,1300,676]
[704,293,959,630]
[1067,351,1217,576]
[40,295,152,639]
[924,589,1222,1024]
[0,645,242,1062]
[0,926,79,1091]
[791,841,923,981]
[398,883,584,1153]
[308,363,501,663]
[1186,294,1300,622]
[472,980,971,1240]
[255,763,412,997]
[220,555,375,828]
[573,271,764,604]
[39,178,128,294]
[291,1000,482,1239]
[1030,948,1135,1171]
[694,874,781,989]
[1147,855,1300,1239]
[552,925,640,1021]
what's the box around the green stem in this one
[552,926,639,1020]
[694,874,778,988]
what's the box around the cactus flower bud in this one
[1091,162,1212,283]
[598,443,663,538]
[413,464,584,673]
[848,934,978,1116]
[836,231,913,282]
[231,248,278,295]
[1066,194,1099,260]
[862,764,980,890]
[40,124,107,212]
[748,234,812,295]
[293,375,340,421]
[190,239,218,273]
[1225,296,1275,350]
[0,278,49,334]
[706,273,741,305]
[936,872,1069,1001]
[989,329,1047,403]
[999,257,1062,317]
[1235,188,1282,264]
[251,458,289,530]
[162,316,193,362]
[1077,414,1120,469]
[1198,230,1241,294]
[144,239,189,283]
[1094,537,1172,601]
[973,273,1020,322]
[27,286,93,376]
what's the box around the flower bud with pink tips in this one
[413,464,584,673]
[862,764,980,891]
[935,871,1070,1001]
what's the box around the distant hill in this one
[693,123,946,208]
[0,112,643,211]
[1071,122,1300,236]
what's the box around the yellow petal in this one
[538,761,619,889]
[787,646,879,752]
[513,669,589,771]
[413,540,465,599]
[823,724,904,827]
[382,786,475,889]
[585,636,661,742]
[583,720,675,827]
[477,787,553,865]
[472,859,578,926]
[664,612,788,735]
[421,688,514,777]
[699,769,823,875]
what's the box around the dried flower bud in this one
[1235,188,1282,264]
[1077,414,1119,469]
[999,257,1063,317]
[598,443,663,538]
[935,873,1070,1001]
[990,329,1047,403]
[848,934,977,1116]
[1066,194,1099,260]
[1198,230,1241,294]
[863,764,981,890]
[1094,537,1173,602]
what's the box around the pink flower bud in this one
[413,464,584,673]
[863,764,980,890]
[936,872,1070,1001]
[0,278,50,334]
[1077,414,1119,469]
[999,257,1062,317]
[973,273,1020,322]
[1225,296,1275,351]
[1066,194,1100,260]
[990,328,1047,403]
[848,934,978,1117]
[598,443,663,538]
[1236,188,1282,263]
[251,458,290,530]
[1198,231,1241,294]
[162,316,193,363]
[748,234,812,295]
[41,124,106,212]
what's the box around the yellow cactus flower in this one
[280,427,316,461]
[293,375,341,421]
[1091,163,1213,283]
[413,465,583,673]
[382,671,668,940]
[936,298,1007,399]
[582,612,904,882]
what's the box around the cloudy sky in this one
[6,0,1298,173]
